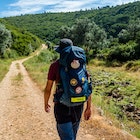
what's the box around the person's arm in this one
[44,79,54,113]
[84,95,92,120]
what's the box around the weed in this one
[12,72,23,86]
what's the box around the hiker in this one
[44,38,92,140]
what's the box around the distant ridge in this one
[3,1,140,43]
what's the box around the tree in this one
[58,18,109,60]
[71,18,90,45]
[0,23,12,58]
[58,26,72,39]
[118,18,140,43]
[84,21,108,52]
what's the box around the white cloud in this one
[50,1,92,12]
[0,0,138,17]
[10,0,59,7]
[1,6,42,17]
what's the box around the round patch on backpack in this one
[75,86,82,94]
[71,60,80,69]
[70,78,78,86]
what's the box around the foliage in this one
[0,59,12,81]
[3,1,140,43]
[24,49,57,89]
[11,29,42,56]
[0,19,43,58]
[35,49,58,63]
[125,60,140,71]
[0,1,140,62]
[84,20,109,52]
[2,1,140,62]
[58,18,109,60]
[0,23,12,58]
[90,66,140,138]
[106,42,137,62]
[118,18,140,43]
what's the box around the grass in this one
[13,72,23,81]
[23,49,57,90]
[12,72,23,86]
[24,57,50,90]
[88,64,140,138]
[125,60,140,71]
[0,59,12,82]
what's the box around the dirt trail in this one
[0,56,139,140]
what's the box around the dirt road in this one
[0,57,138,140]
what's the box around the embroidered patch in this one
[82,77,85,83]
[75,86,82,94]
[71,60,80,69]
[70,78,78,86]
[71,96,86,103]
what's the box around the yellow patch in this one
[70,78,78,86]
[82,77,85,83]
[71,96,86,103]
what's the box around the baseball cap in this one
[55,38,73,53]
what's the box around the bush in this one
[106,42,136,62]
[0,23,12,58]
[11,29,42,57]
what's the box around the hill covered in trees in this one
[1,1,140,63]
[0,19,43,58]
[3,1,140,43]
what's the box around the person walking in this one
[44,38,92,140]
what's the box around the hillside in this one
[0,19,43,58]
[3,1,140,43]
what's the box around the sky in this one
[0,0,139,18]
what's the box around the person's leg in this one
[54,103,83,140]
[72,121,80,140]
[54,103,73,140]
[57,122,75,140]
[71,104,84,139]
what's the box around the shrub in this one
[106,42,136,62]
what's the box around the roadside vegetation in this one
[0,20,43,59]
[24,49,58,89]
[0,59,12,81]
[89,63,140,138]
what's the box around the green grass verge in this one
[0,59,12,82]
[24,60,50,90]
[23,49,57,90]
[88,65,140,138]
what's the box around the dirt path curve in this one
[0,54,138,140]
[0,58,59,140]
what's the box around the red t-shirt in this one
[47,60,60,83]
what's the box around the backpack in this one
[56,46,92,107]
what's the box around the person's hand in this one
[84,108,91,120]
[45,104,51,113]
